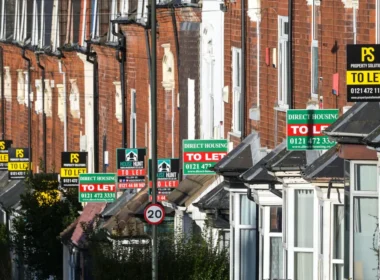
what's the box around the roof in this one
[0,172,25,209]
[239,142,286,183]
[193,181,229,212]
[167,175,217,207]
[71,202,107,247]
[101,190,135,217]
[363,124,380,147]
[212,132,263,177]
[102,187,150,237]
[60,218,79,243]
[302,145,344,181]
[324,102,380,144]
[265,148,320,172]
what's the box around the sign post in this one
[61,152,87,188]
[78,173,116,203]
[116,148,146,189]
[347,44,380,101]
[183,139,228,175]
[286,109,338,150]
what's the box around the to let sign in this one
[8,148,32,179]
[347,44,380,101]
[116,148,146,189]
[0,140,12,171]
[183,139,228,175]
[149,158,180,188]
[79,173,116,203]
[61,152,87,188]
[287,109,338,150]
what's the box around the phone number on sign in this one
[288,137,334,145]
[185,163,212,170]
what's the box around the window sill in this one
[274,105,288,112]
[229,131,241,139]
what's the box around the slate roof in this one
[212,132,262,177]
[265,148,319,172]
[71,203,107,248]
[193,181,229,212]
[324,102,380,144]
[0,171,25,209]
[167,175,217,207]
[302,145,344,181]
[239,142,285,183]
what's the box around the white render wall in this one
[200,0,224,140]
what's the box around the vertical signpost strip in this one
[151,0,158,279]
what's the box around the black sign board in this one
[0,140,12,170]
[347,44,380,101]
[148,158,180,188]
[117,148,146,189]
[60,152,87,188]
[8,148,31,179]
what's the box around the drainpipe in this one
[86,42,99,173]
[353,4,357,44]
[241,0,246,140]
[36,52,46,172]
[58,60,68,151]
[256,16,260,110]
[0,47,4,139]
[21,48,32,176]
[288,0,293,108]
[111,21,127,148]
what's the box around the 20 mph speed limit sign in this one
[144,203,165,225]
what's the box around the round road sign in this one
[144,203,165,225]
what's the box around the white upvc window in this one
[278,16,289,108]
[0,0,5,39]
[284,186,318,280]
[91,0,111,40]
[331,203,344,280]
[232,47,242,135]
[230,191,257,280]
[130,89,137,148]
[13,0,33,43]
[311,0,320,98]
[108,0,120,42]
[348,162,378,280]
[259,205,283,280]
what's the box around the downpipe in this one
[0,47,4,139]
[36,52,46,172]
[58,60,68,152]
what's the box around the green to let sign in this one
[79,173,116,203]
[183,139,228,175]
[287,109,339,150]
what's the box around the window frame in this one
[331,203,344,280]
[348,161,378,279]
[278,16,289,108]
[232,47,242,135]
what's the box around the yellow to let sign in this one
[346,71,380,85]
[8,162,32,171]
[60,168,87,178]
[0,154,8,162]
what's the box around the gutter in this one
[21,48,32,175]
[288,0,293,108]
[86,42,99,172]
[241,0,246,139]
[36,52,46,171]
[0,47,4,139]
[111,21,127,148]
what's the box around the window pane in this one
[240,229,256,280]
[355,164,377,191]
[312,46,319,95]
[354,198,378,280]
[270,206,282,232]
[270,237,283,279]
[231,193,234,222]
[295,190,314,248]
[294,252,313,280]
[240,194,256,225]
[333,264,343,280]
[333,205,344,260]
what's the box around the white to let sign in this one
[144,203,165,225]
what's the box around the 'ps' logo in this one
[361,47,375,62]
[0,142,5,150]
[16,149,24,158]
[70,153,80,163]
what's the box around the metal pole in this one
[151,0,158,278]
